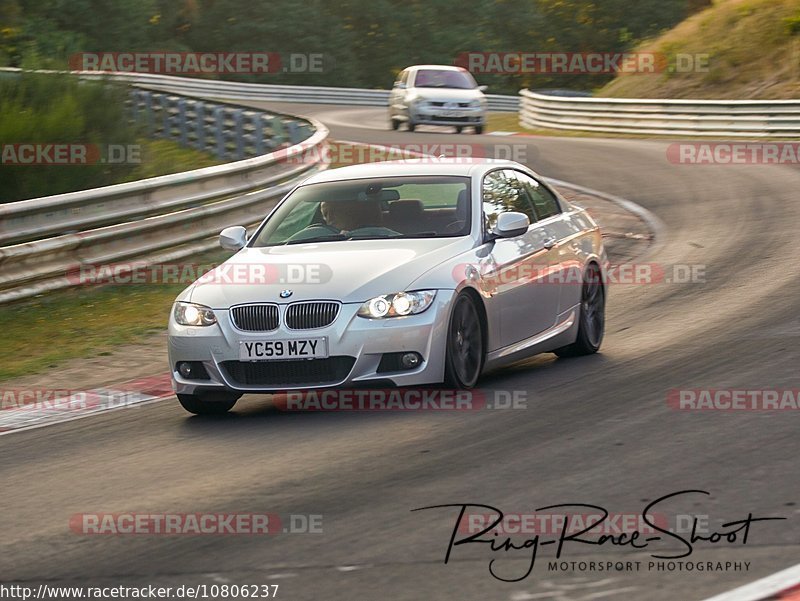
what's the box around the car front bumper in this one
[409,105,485,127]
[168,290,456,395]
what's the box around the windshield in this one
[250,176,472,246]
[413,69,477,90]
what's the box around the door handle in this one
[543,237,557,250]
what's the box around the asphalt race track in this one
[2,103,799,600]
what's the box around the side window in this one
[398,70,409,86]
[482,169,537,231]
[514,171,561,220]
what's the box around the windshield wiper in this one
[285,233,347,245]
[346,233,404,240]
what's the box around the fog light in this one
[401,353,421,368]
[177,361,210,380]
[377,352,423,373]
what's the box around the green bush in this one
[784,14,800,35]
[0,73,139,202]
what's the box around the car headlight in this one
[173,302,217,327]
[357,291,437,318]
[469,99,482,108]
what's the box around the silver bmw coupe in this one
[168,159,607,414]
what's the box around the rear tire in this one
[177,393,239,415]
[475,125,484,135]
[443,294,485,389]
[554,263,605,357]
[455,126,464,134]
[390,118,400,130]
[408,121,416,132]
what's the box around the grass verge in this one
[0,250,231,382]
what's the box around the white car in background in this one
[168,159,606,415]
[388,65,487,134]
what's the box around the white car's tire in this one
[444,293,484,389]
[554,263,605,357]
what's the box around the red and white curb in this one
[702,564,800,601]
[0,374,173,436]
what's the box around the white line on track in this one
[0,394,173,437]
[0,375,173,436]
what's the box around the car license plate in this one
[441,110,462,117]
[239,338,328,361]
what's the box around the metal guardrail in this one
[130,89,312,160]
[519,89,800,137]
[0,86,330,303]
[58,70,520,112]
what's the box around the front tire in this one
[407,121,416,132]
[475,125,484,135]
[455,126,464,134]
[554,263,605,357]
[390,118,400,130]
[177,393,240,415]
[444,294,485,388]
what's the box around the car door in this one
[514,171,577,317]
[481,169,561,348]
[389,69,409,119]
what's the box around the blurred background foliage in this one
[0,72,218,201]
[0,0,714,201]
[0,0,711,94]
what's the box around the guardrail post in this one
[233,109,245,160]
[143,92,154,136]
[271,117,286,146]
[253,113,265,155]
[286,121,303,145]
[178,99,188,147]
[214,107,226,160]
[129,90,138,125]
[160,94,172,139]
[195,101,205,152]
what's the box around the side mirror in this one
[219,226,247,251]
[478,85,488,93]
[494,212,530,238]
[395,81,407,89]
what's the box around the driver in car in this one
[319,200,384,233]
[284,199,400,243]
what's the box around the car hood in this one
[187,237,475,308]
[411,88,484,102]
